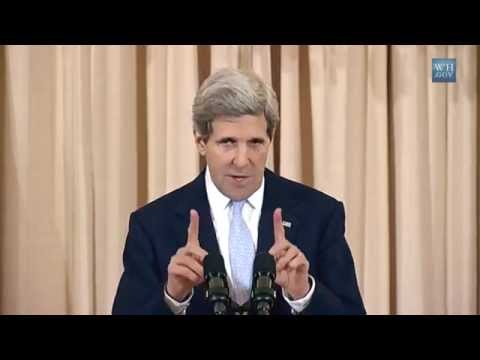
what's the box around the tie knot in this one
[231,200,246,214]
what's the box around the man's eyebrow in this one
[216,137,237,142]
[215,137,266,143]
[248,137,266,143]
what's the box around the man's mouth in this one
[229,175,250,183]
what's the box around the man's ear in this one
[194,132,207,156]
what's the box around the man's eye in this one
[249,139,265,146]
[220,139,235,144]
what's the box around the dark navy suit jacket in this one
[112,169,366,315]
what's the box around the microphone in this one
[251,252,277,315]
[203,253,231,315]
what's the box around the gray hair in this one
[192,68,280,140]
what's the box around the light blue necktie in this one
[229,200,255,306]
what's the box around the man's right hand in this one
[166,209,208,302]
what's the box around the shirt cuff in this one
[164,286,194,315]
[282,275,316,315]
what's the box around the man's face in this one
[196,114,271,201]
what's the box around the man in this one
[112,68,366,315]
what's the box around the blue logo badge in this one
[432,58,456,83]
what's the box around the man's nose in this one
[232,145,250,168]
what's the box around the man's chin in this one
[217,178,262,201]
[223,188,255,202]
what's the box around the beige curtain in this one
[0,45,477,315]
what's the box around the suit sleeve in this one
[112,212,173,315]
[302,201,366,315]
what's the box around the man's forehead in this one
[212,115,267,131]
[211,128,268,141]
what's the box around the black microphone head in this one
[203,252,230,314]
[252,252,276,315]
[203,252,226,279]
[253,252,276,279]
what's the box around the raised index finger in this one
[187,209,200,246]
[273,208,286,244]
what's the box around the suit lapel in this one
[257,169,301,254]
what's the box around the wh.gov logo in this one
[432,58,456,83]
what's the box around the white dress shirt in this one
[164,167,316,314]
